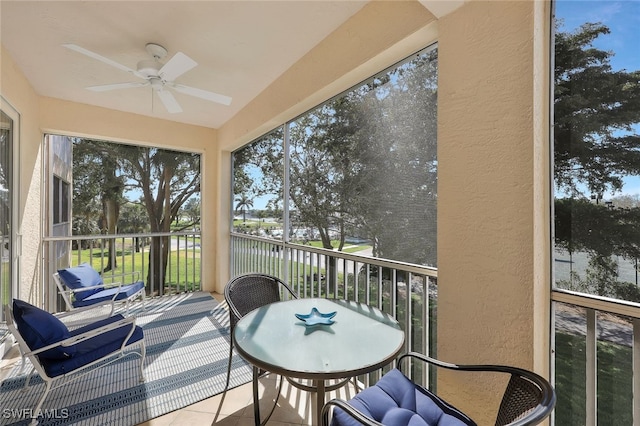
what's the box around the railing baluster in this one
[634,318,640,425]
[405,272,412,355]
[45,231,201,303]
[586,308,597,426]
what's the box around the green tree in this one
[73,139,125,268]
[74,141,200,294]
[234,193,253,223]
[554,22,640,292]
[119,201,149,252]
[348,52,438,265]
[181,196,201,226]
[234,49,438,268]
[118,146,200,295]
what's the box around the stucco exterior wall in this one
[1,45,43,304]
[437,1,551,422]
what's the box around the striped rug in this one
[0,292,252,425]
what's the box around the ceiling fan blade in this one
[156,89,183,113]
[87,82,149,92]
[169,83,232,106]
[63,43,147,79]
[159,52,197,82]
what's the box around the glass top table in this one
[233,297,405,425]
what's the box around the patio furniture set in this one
[4,268,555,425]
[226,273,556,426]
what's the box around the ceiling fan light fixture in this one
[149,77,163,90]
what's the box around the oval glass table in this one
[233,297,405,425]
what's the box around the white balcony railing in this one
[552,289,640,425]
[230,232,438,387]
[42,231,201,312]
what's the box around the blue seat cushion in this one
[332,369,477,426]
[40,314,144,377]
[58,263,104,301]
[72,281,144,308]
[12,299,76,360]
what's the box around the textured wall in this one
[437,1,551,423]
[1,45,44,304]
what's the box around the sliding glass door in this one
[0,100,18,325]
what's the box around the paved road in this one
[555,306,633,347]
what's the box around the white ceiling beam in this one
[418,0,466,19]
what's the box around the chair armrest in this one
[68,283,116,293]
[26,316,137,356]
[399,352,556,426]
[321,398,384,426]
[101,281,125,289]
[102,271,141,285]
[399,351,552,388]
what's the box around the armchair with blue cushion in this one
[322,352,555,426]
[54,263,145,317]
[4,299,145,425]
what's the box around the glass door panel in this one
[0,108,13,323]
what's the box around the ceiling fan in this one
[63,42,232,113]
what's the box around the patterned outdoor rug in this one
[0,292,252,425]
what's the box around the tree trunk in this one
[147,235,169,296]
[102,198,119,272]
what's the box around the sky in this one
[556,0,640,198]
[556,0,640,71]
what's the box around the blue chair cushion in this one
[40,314,144,377]
[71,281,145,308]
[58,263,104,301]
[12,299,76,360]
[332,369,477,426]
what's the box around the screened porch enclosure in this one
[8,0,637,424]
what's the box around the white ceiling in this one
[1,1,372,129]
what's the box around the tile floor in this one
[139,373,358,426]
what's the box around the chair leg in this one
[139,342,146,382]
[250,367,282,426]
[22,366,35,391]
[225,340,234,390]
[253,366,261,426]
[30,379,52,426]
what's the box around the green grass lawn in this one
[554,331,632,425]
[70,236,201,291]
[304,240,370,253]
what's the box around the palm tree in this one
[234,194,253,223]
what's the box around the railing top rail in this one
[43,231,201,242]
[553,288,640,318]
[231,232,438,278]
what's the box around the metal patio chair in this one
[322,351,556,426]
[54,263,145,317]
[4,299,145,425]
[224,273,298,425]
